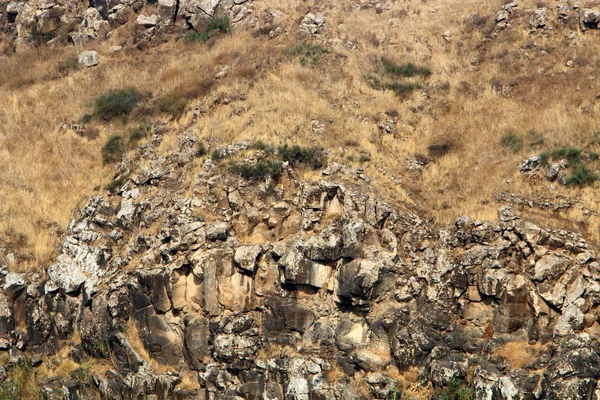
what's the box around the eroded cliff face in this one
[0,133,599,399]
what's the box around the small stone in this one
[215,66,229,79]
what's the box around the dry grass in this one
[3,0,600,271]
[495,340,550,369]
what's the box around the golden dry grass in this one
[2,0,600,271]
[496,340,550,369]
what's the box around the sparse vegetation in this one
[211,148,227,162]
[251,140,273,152]
[94,88,141,121]
[183,15,231,42]
[54,53,79,77]
[278,144,325,169]
[284,41,330,66]
[500,132,523,153]
[156,93,188,118]
[129,124,151,143]
[436,379,471,400]
[105,174,130,193]
[102,135,127,164]
[382,58,431,78]
[196,142,207,157]
[364,58,430,98]
[0,359,39,400]
[230,160,283,180]
[565,164,598,187]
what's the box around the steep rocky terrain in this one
[3,0,600,399]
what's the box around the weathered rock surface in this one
[0,138,598,398]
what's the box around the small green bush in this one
[205,15,231,34]
[382,58,431,77]
[211,148,227,162]
[196,142,207,157]
[184,32,210,43]
[539,151,549,166]
[284,41,330,65]
[278,144,325,169]
[157,93,187,118]
[565,164,598,187]
[95,88,141,120]
[102,135,127,164]
[251,140,273,152]
[551,147,582,166]
[230,160,283,180]
[385,81,422,97]
[129,124,151,143]
[500,132,523,153]
[437,379,472,400]
[79,113,93,125]
[359,153,371,163]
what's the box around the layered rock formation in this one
[0,133,599,399]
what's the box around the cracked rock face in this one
[1,138,600,398]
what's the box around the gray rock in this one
[519,156,541,173]
[234,245,262,274]
[299,13,326,36]
[136,14,160,27]
[581,8,600,29]
[530,8,547,28]
[206,221,230,241]
[78,50,100,68]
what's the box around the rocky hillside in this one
[2,134,600,399]
[3,0,600,399]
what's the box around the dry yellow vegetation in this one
[2,0,600,269]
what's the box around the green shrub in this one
[230,160,283,180]
[205,15,231,34]
[95,88,141,120]
[364,73,383,90]
[359,153,371,163]
[437,379,471,400]
[251,140,273,152]
[79,113,93,125]
[565,164,598,187]
[211,148,227,162]
[500,132,523,153]
[129,124,151,143]
[184,32,210,43]
[539,151,549,166]
[382,58,431,77]
[385,81,422,97]
[551,147,582,166]
[157,93,187,118]
[284,41,330,65]
[278,144,325,169]
[72,364,92,385]
[102,135,127,164]
[196,142,207,157]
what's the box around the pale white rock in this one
[78,50,100,68]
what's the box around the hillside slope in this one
[1,0,600,398]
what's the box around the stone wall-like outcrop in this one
[0,134,599,399]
